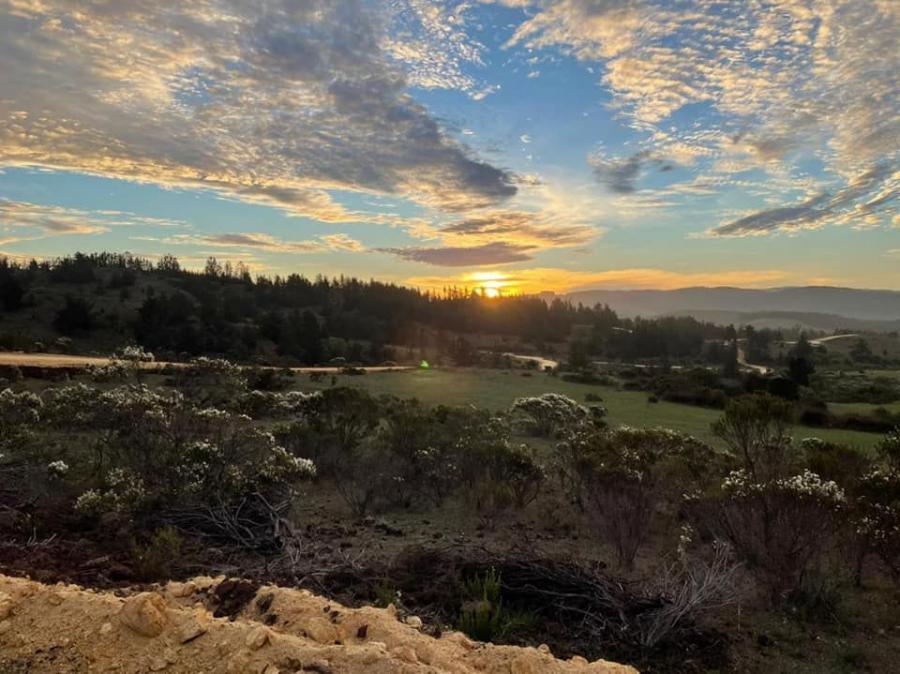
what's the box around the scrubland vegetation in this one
[2,354,899,672]
[2,253,900,671]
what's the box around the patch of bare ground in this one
[0,573,636,674]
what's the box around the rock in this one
[0,591,14,620]
[404,615,423,629]
[177,608,210,643]
[47,592,64,606]
[168,581,197,598]
[119,593,168,637]
[245,625,271,650]
[303,661,332,674]
[149,656,169,671]
[99,622,114,635]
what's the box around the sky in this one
[0,0,897,295]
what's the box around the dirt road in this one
[0,351,412,373]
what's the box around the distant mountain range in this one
[563,287,900,331]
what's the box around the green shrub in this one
[129,526,182,581]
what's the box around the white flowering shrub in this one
[172,356,247,406]
[0,388,42,452]
[1,382,317,525]
[852,468,900,582]
[88,361,129,382]
[116,345,155,363]
[701,468,845,603]
[876,426,900,472]
[510,393,589,437]
[557,427,687,569]
[237,389,319,419]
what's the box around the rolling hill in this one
[565,286,900,329]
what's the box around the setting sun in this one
[464,271,515,297]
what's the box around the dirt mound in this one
[0,574,637,673]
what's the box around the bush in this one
[130,526,182,581]
[700,469,845,603]
[557,427,711,569]
[712,393,797,482]
[510,393,588,437]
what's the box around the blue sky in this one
[0,0,897,293]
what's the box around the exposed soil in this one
[0,573,637,674]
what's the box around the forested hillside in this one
[0,253,736,365]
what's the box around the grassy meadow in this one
[291,367,884,451]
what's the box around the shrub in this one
[557,427,695,569]
[712,393,797,482]
[0,388,42,452]
[852,468,900,582]
[800,438,871,488]
[509,393,588,437]
[876,426,900,472]
[457,568,535,643]
[130,526,182,581]
[702,469,845,603]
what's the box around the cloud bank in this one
[0,0,515,223]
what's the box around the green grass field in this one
[292,367,884,451]
[828,401,900,415]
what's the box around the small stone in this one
[537,644,551,654]
[303,660,332,674]
[163,647,178,664]
[100,622,114,635]
[245,625,271,650]
[47,592,64,606]
[404,615,423,629]
[177,609,210,643]
[149,656,168,671]
[119,593,168,637]
[0,592,14,620]
[261,665,280,674]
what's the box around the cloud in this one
[0,199,189,244]
[0,0,516,225]
[135,231,366,254]
[590,150,671,193]
[379,241,535,266]
[406,266,792,293]
[440,210,595,248]
[709,163,898,236]
[503,0,899,230]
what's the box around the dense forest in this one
[0,252,739,365]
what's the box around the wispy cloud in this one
[0,199,188,245]
[503,0,898,232]
[0,0,515,225]
[379,241,535,266]
[133,231,365,254]
[708,164,897,236]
